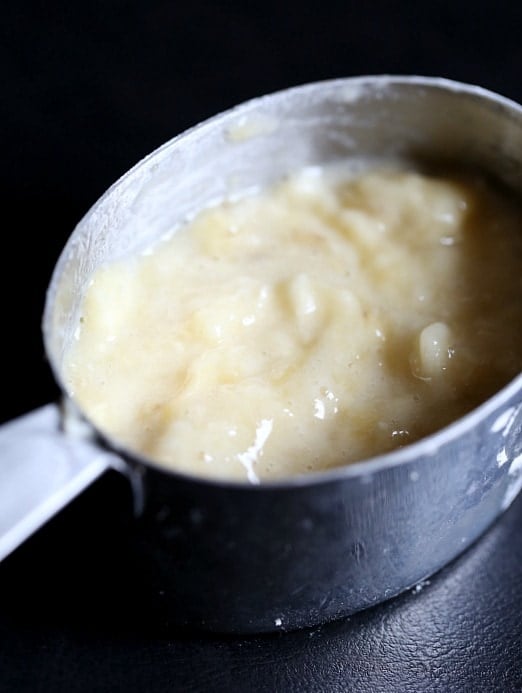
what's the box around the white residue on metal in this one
[497,447,509,467]
[338,82,373,103]
[226,114,279,143]
[411,579,431,595]
[237,419,273,484]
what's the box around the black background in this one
[1,2,522,691]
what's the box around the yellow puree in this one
[64,166,522,482]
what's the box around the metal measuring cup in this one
[1,75,521,633]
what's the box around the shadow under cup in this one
[43,76,522,633]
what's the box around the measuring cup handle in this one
[0,403,111,562]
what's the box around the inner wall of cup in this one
[44,77,522,382]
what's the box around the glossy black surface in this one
[2,1,522,690]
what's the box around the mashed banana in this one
[64,165,522,482]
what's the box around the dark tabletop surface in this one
[1,2,522,691]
